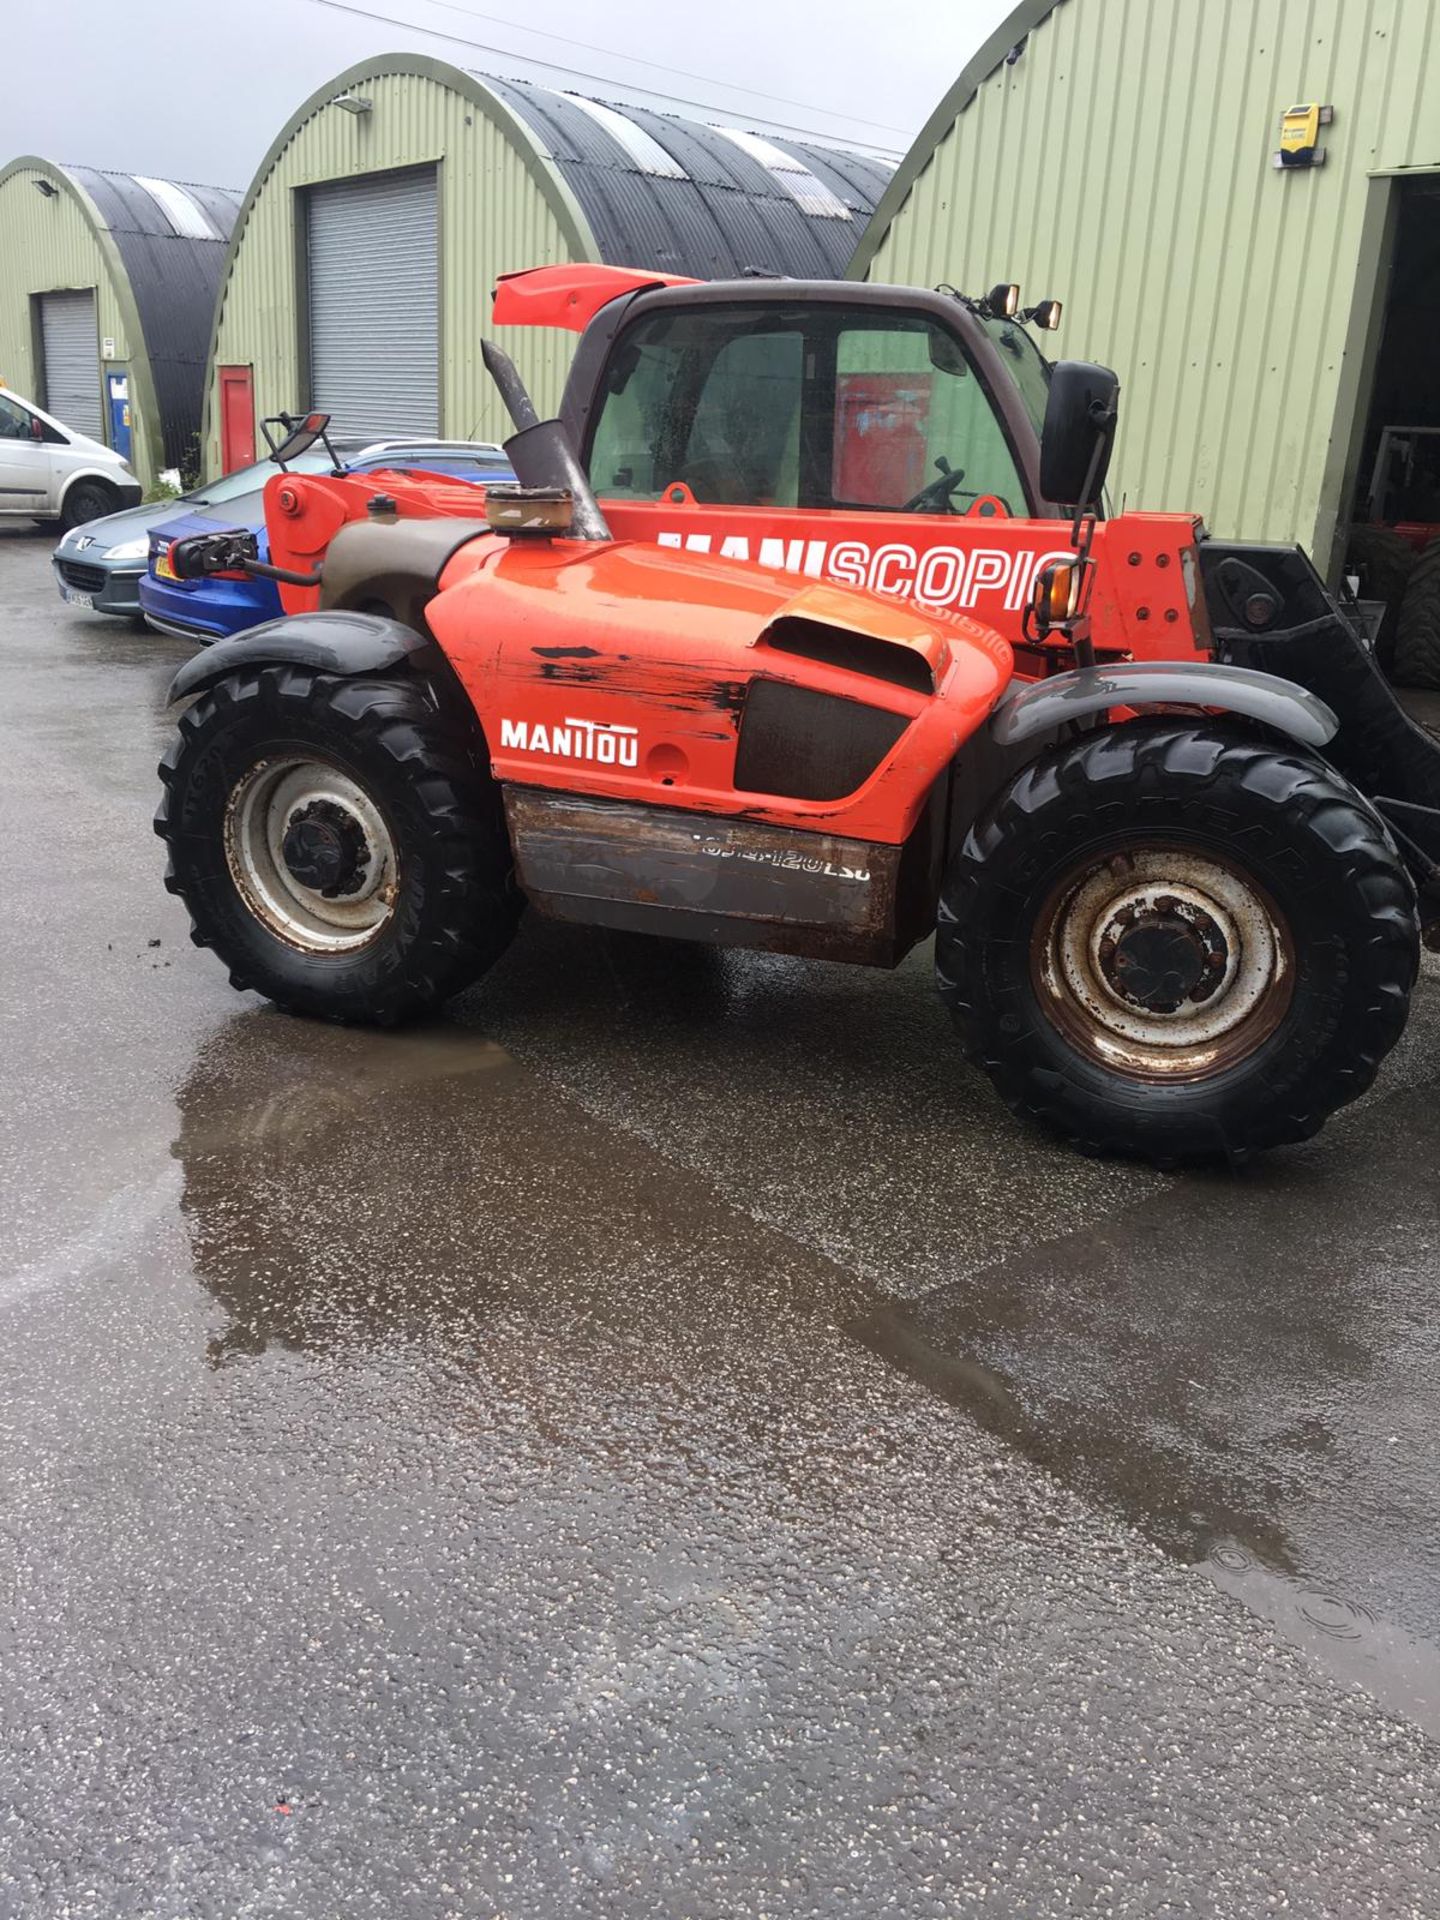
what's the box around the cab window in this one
[586,303,1027,515]
[586,311,804,506]
[0,395,35,441]
[832,318,1023,513]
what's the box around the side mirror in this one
[1040,361,1119,508]
[166,527,258,580]
[260,410,333,467]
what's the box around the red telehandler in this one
[155,266,1437,1162]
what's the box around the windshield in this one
[980,318,1052,440]
[588,303,1028,515]
[185,449,337,509]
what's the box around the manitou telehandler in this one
[156,266,1440,1162]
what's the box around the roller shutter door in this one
[40,290,103,441]
[306,169,439,438]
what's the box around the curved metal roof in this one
[59,164,241,466]
[482,74,894,280]
[846,0,1065,280]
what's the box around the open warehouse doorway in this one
[1344,175,1440,687]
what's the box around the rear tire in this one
[1345,525,1416,672]
[155,666,520,1023]
[60,478,120,531]
[1391,539,1440,689]
[936,723,1418,1163]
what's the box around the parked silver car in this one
[51,437,507,618]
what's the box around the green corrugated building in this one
[852,0,1440,577]
[201,53,893,479]
[0,159,239,492]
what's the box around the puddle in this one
[1203,1540,1440,1740]
[846,1077,1440,1736]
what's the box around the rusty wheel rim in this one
[1030,843,1295,1082]
[224,755,400,954]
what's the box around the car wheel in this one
[60,479,121,532]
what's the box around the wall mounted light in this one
[332,94,373,116]
[33,178,57,197]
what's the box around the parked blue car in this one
[140,440,513,643]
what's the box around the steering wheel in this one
[901,458,971,514]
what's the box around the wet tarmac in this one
[2,526,1439,1915]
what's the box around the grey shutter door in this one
[40,290,103,441]
[306,169,439,438]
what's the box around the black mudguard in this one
[991,657,1338,750]
[1201,542,1440,870]
[166,610,429,706]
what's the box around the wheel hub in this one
[224,756,400,954]
[1098,894,1230,1013]
[281,799,371,898]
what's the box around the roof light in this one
[711,126,850,219]
[986,281,1020,319]
[133,175,218,240]
[564,94,687,179]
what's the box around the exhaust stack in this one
[480,340,610,543]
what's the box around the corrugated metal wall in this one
[204,69,588,476]
[0,166,140,470]
[856,0,1440,569]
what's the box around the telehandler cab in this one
[156,265,1439,1162]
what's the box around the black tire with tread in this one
[1392,538,1440,689]
[155,665,519,1023]
[936,722,1418,1164]
[1345,524,1416,672]
[61,479,120,532]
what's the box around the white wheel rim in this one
[224,755,399,953]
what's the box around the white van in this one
[0,386,142,529]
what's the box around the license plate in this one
[64,588,94,610]
[154,551,177,581]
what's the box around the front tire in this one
[155,666,519,1023]
[60,478,120,531]
[936,723,1418,1163]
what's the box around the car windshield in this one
[193,489,266,526]
[182,445,506,511]
[980,317,1052,440]
[184,449,338,509]
[352,450,511,481]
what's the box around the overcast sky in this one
[10,0,1016,185]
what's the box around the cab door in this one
[0,392,58,513]
[584,299,1057,641]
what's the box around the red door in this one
[218,366,255,473]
